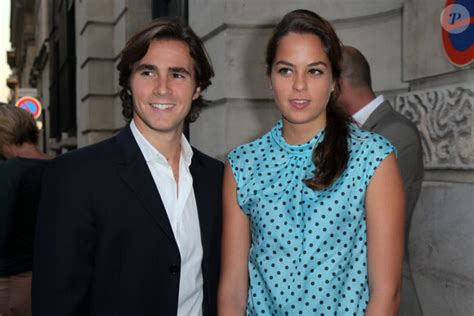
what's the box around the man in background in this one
[338,45,424,315]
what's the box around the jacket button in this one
[169,264,179,275]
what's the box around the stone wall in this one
[394,84,473,170]
[189,0,405,157]
[401,1,473,314]
[75,0,152,146]
[392,83,473,314]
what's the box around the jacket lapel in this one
[113,126,177,245]
[190,152,212,261]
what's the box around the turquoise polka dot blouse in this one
[228,119,395,315]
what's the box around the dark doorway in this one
[48,0,77,151]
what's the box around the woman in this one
[218,10,405,315]
[0,103,51,316]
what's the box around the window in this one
[48,0,76,141]
[152,0,188,21]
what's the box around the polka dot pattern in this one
[228,119,395,315]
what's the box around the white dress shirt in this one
[353,95,385,126]
[130,120,203,316]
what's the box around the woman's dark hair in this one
[266,9,352,190]
[117,17,214,123]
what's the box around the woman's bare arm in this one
[365,153,405,316]
[218,161,251,315]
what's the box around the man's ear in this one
[192,86,201,100]
[338,77,347,90]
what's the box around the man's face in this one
[129,39,200,140]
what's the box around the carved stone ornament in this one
[394,84,474,170]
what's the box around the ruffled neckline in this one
[270,119,325,155]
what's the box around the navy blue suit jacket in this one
[32,125,223,316]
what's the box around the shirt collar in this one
[180,133,193,166]
[130,120,193,166]
[352,95,385,126]
[271,118,325,156]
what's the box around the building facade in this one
[8,0,474,314]
[9,0,185,153]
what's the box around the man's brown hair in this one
[117,17,214,123]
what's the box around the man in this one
[32,17,223,316]
[338,46,424,315]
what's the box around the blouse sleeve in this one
[227,146,255,216]
[362,133,397,186]
[227,147,242,186]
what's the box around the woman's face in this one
[270,32,334,132]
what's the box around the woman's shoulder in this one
[228,128,274,159]
[226,127,276,183]
[349,125,397,172]
[348,123,394,151]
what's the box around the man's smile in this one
[150,103,175,110]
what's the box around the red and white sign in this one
[15,96,42,120]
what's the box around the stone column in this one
[75,0,152,146]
